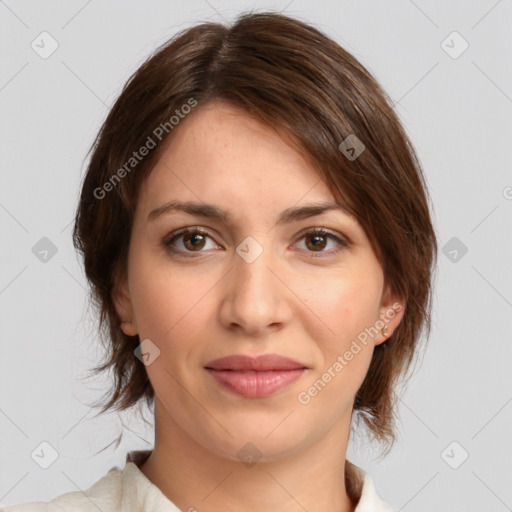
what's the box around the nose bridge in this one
[234,236,277,307]
[236,246,274,298]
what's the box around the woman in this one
[3,11,437,512]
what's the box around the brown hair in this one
[74,11,437,459]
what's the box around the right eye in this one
[162,227,223,255]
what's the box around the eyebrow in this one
[148,199,354,225]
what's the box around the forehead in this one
[138,99,341,213]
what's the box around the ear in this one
[375,284,405,346]
[112,275,138,337]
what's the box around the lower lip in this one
[206,369,305,397]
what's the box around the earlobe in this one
[112,278,138,337]
[376,287,405,345]
[120,320,138,337]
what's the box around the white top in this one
[1,451,396,511]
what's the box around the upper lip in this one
[205,354,307,371]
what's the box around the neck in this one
[138,400,359,512]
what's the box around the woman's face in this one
[115,99,404,462]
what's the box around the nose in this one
[218,240,293,337]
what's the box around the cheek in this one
[128,250,220,342]
[128,264,219,398]
[295,278,379,414]
[296,267,382,348]
[291,267,382,404]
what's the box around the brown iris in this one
[183,232,207,251]
[305,233,327,251]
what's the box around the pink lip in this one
[205,355,307,397]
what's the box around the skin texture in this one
[114,99,404,512]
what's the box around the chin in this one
[193,418,312,464]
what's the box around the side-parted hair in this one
[73,11,438,456]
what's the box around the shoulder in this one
[0,466,125,512]
[0,451,175,512]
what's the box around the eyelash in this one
[162,226,349,258]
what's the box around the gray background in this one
[1,0,511,510]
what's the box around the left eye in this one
[294,229,349,255]
[162,227,348,256]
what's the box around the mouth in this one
[204,354,308,397]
